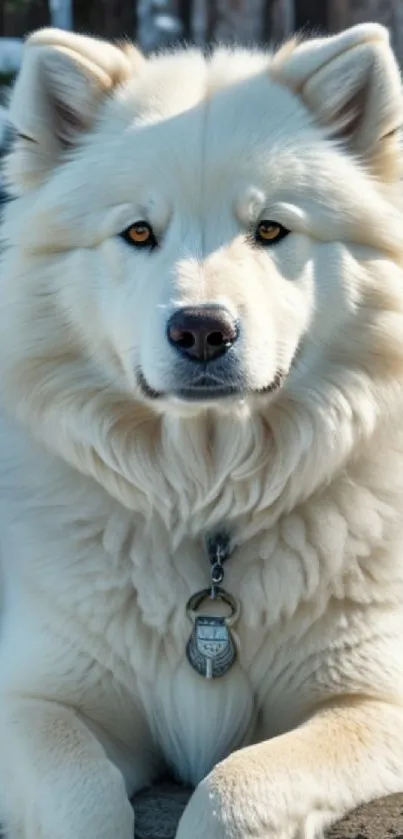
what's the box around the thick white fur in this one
[1,22,403,839]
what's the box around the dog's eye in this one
[255,221,289,245]
[120,222,157,248]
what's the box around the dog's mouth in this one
[137,369,285,402]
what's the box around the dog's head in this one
[2,25,403,514]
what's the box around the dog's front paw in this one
[175,751,309,839]
[174,774,225,839]
[175,700,403,838]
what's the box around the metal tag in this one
[185,588,240,680]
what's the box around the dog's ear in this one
[272,24,403,179]
[6,28,143,191]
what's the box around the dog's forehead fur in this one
[114,47,280,120]
[52,50,321,219]
[6,43,400,263]
[111,47,312,137]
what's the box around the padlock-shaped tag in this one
[186,588,240,679]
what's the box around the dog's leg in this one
[176,697,403,839]
[1,696,135,839]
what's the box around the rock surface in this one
[133,784,403,839]
[327,794,403,839]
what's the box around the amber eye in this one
[255,220,289,246]
[120,221,157,248]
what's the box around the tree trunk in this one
[265,0,295,45]
[327,0,349,32]
[2,0,50,37]
[392,0,403,66]
[49,0,72,29]
[294,0,327,32]
[100,0,136,39]
[213,0,267,44]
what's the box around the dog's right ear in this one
[6,28,143,192]
[271,24,403,181]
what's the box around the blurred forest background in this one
[0,0,402,80]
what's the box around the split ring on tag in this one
[186,588,240,680]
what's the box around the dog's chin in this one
[137,369,285,407]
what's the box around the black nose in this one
[167,306,239,363]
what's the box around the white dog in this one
[1,21,403,839]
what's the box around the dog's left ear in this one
[6,28,144,192]
[272,24,403,179]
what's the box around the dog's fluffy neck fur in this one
[7,338,403,543]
